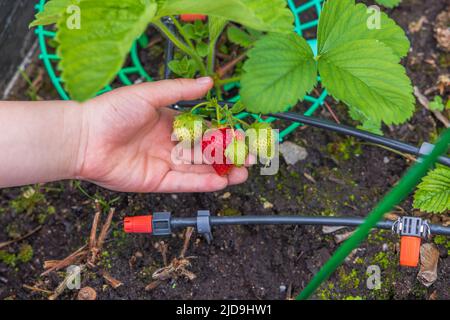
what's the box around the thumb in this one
[128,77,214,108]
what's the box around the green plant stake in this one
[297,128,450,300]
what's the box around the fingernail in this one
[196,77,212,85]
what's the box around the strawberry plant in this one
[414,165,450,214]
[32,0,417,175]
[32,1,413,123]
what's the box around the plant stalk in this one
[169,16,196,51]
[153,20,207,76]
[217,77,241,86]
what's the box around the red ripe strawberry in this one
[202,128,242,176]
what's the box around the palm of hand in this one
[76,80,247,193]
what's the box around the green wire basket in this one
[35,0,328,141]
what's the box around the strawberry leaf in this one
[318,40,414,125]
[157,0,294,33]
[348,105,383,135]
[30,0,77,27]
[240,33,317,114]
[56,0,157,101]
[414,166,450,214]
[317,0,414,126]
[318,0,409,58]
[227,26,261,48]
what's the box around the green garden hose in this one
[297,128,450,300]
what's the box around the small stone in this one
[221,192,231,199]
[334,231,355,244]
[279,141,308,165]
[171,194,178,200]
[345,248,365,264]
[417,243,440,287]
[77,287,97,300]
[263,201,273,209]
[384,212,400,221]
[279,285,287,294]
[383,157,390,164]
[322,226,346,234]
[382,243,389,252]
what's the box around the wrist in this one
[63,101,89,180]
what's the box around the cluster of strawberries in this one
[173,112,276,176]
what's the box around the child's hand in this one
[77,78,248,193]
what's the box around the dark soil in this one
[1,0,449,300]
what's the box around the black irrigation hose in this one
[163,18,175,80]
[170,215,450,236]
[174,99,450,167]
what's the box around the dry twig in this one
[145,228,197,291]
[0,226,42,250]
[414,86,449,128]
[102,271,123,289]
[22,284,53,295]
[216,52,246,78]
[41,205,120,299]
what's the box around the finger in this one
[155,171,229,193]
[245,154,257,167]
[227,167,249,186]
[171,163,217,174]
[130,78,214,108]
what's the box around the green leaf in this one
[208,17,227,44]
[196,41,209,57]
[318,0,409,58]
[182,24,196,40]
[375,0,402,9]
[168,56,198,78]
[358,121,383,136]
[414,166,450,214]
[318,40,414,125]
[241,33,317,114]
[182,20,208,41]
[227,26,261,48]
[348,105,383,135]
[157,0,294,33]
[56,0,157,101]
[429,96,445,112]
[316,0,414,126]
[230,101,246,114]
[30,0,78,27]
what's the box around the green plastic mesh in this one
[35,0,327,140]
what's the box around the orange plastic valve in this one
[399,236,422,267]
[180,14,207,22]
[124,215,153,234]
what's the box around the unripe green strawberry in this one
[225,134,248,167]
[246,123,276,160]
[173,113,206,145]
